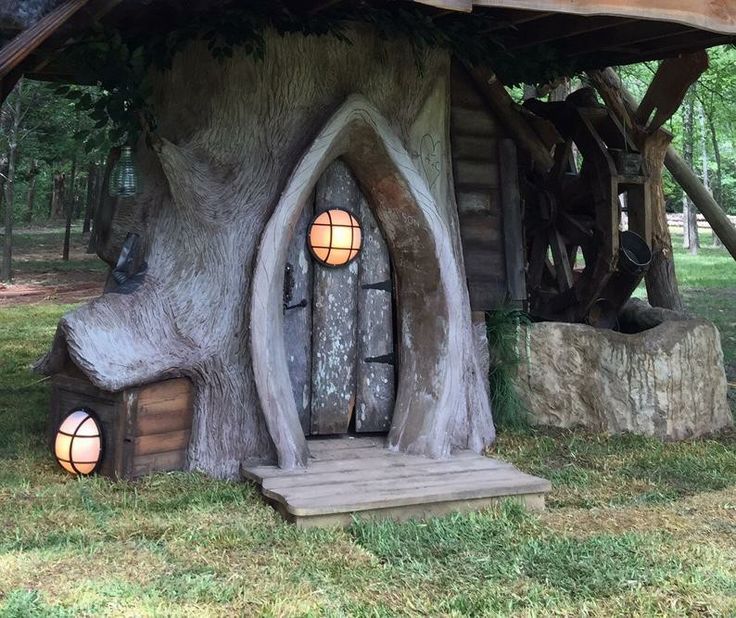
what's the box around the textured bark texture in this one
[38,30,494,477]
[515,320,732,440]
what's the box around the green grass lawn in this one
[0,237,734,615]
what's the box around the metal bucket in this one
[587,231,652,328]
[619,230,652,275]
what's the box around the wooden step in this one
[242,437,551,527]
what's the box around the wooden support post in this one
[498,139,527,308]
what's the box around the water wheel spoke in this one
[548,229,574,292]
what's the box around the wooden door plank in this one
[284,195,314,433]
[310,159,360,435]
[356,200,395,432]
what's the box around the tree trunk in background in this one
[25,159,38,224]
[1,79,22,283]
[62,157,77,261]
[82,163,97,234]
[708,114,723,248]
[682,92,699,255]
[66,156,78,219]
[62,203,72,260]
[87,149,118,254]
[664,148,736,260]
[548,77,571,102]
[50,172,65,218]
[587,68,684,312]
[697,102,711,248]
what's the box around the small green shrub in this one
[486,309,530,429]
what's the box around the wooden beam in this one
[464,0,736,35]
[464,64,554,172]
[0,0,90,80]
[506,15,636,51]
[559,20,689,58]
[411,0,473,11]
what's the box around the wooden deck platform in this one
[241,436,551,527]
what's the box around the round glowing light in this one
[54,409,103,476]
[308,209,362,267]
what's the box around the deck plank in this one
[242,450,480,483]
[242,437,551,525]
[262,458,515,491]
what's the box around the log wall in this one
[451,63,526,310]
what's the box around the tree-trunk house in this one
[1,0,734,524]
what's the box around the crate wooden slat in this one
[49,372,193,479]
[242,437,551,527]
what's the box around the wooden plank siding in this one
[451,62,526,310]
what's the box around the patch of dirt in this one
[0,272,105,307]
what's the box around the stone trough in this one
[515,303,733,440]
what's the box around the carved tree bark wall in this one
[38,30,494,477]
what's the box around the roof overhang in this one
[1,0,735,93]
[414,0,736,35]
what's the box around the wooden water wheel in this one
[523,94,652,325]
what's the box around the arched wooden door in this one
[283,159,396,436]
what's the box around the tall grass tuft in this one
[486,308,530,429]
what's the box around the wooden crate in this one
[48,371,193,479]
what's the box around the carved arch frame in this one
[251,95,476,468]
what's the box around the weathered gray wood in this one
[262,459,515,491]
[271,469,549,510]
[451,106,499,137]
[307,436,387,452]
[243,437,550,525]
[451,63,509,312]
[499,139,527,308]
[283,196,314,434]
[454,159,500,189]
[242,450,482,483]
[284,494,547,528]
[456,190,500,214]
[452,135,498,161]
[310,159,360,435]
[356,199,395,432]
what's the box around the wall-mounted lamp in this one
[54,409,103,475]
[307,209,362,267]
